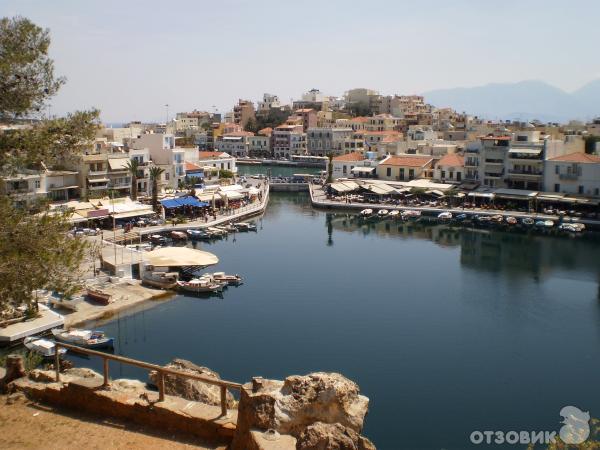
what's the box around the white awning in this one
[508,148,542,155]
[494,188,538,199]
[221,191,245,200]
[112,209,154,219]
[468,192,495,199]
[351,167,375,173]
[108,158,130,170]
[88,178,109,183]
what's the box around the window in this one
[343,165,347,174]
[386,167,391,177]
[554,165,559,175]
[399,168,405,180]
[554,183,560,192]
[34,180,40,189]
[409,169,415,180]
[165,172,170,181]
[578,185,584,194]
[441,170,446,179]
[457,172,462,182]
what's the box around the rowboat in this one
[378,209,389,217]
[360,209,373,217]
[455,213,468,221]
[177,278,224,294]
[389,210,400,219]
[522,218,534,226]
[437,212,452,220]
[52,328,114,349]
[187,229,210,239]
[87,288,113,305]
[24,337,67,358]
[544,220,554,228]
[506,216,518,225]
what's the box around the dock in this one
[0,304,64,345]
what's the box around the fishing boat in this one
[544,220,554,228]
[360,209,373,217]
[490,215,504,223]
[235,222,257,232]
[176,278,224,294]
[187,229,210,240]
[141,269,179,289]
[506,216,518,225]
[455,213,468,221]
[207,227,227,237]
[87,288,113,305]
[209,272,244,286]
[437,212,452,220]
[389,210,400,219]
[24,337,67,358]
[402,210,421,219]
[522,217,535,226]
[150,234,167,245]
[378,209,389,217]
[52,328,114,349]
[171,231,187,240]
[535,220,546,227]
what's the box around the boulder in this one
[297,422,376,450]
[232,372,372,450]
[0,354,26,393]
[148,358,236,408]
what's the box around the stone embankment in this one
[1,355,376,449]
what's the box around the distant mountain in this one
[423,80,600,123]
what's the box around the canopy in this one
[351,167,375,174]
[494,188,538,200]
[108,158,130,170]
[362,183,395,195]
[112,209,154,219]
[468,192,495,199]
[160,196,209,208]
[145,247,219,267]
[508,148,542,155]
[221,191,244,200]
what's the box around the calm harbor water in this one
[74,192,600,449]
[237,162,321,178]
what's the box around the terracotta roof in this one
[549,152,600,163]
[295,108,315,113]
[437,153,464,167]
[185,162,203,171]
[198,151,230,159]
[333,152,366,162]
[350,117,369,123]
[223,131,253,137]
[380,155,433,167]
[258,127,272,136]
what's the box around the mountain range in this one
[423,80,600,123]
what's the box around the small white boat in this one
[544,220,554,228]
[559,223,585,233]
[142,270,179,289]
[177,278,224,294]
[187,229,210,239]
[402,210,422,219]
[210,272,244,286]
[24,337,67,358]
[235,222,257,231]
[506,216,518,225]
[171,231,187,240]
[437,212,453,220]
[389,210,400,218]
[360,209,373,217]
[150,234,167,245]
[207,227,227,237]
[378,209,389,217]
[52,328,114,349]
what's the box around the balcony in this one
[88,170,108,176]
[484,159,504,166]
[484,171,504,178]
[464,159,479,167]
[507,170,542,178]
[559,173,579,180]
[465,148,479,153]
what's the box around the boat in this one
[389,210,400,219]
[360,209,373,217]
[235,222,257,231]
[209,272,244,286]
[150,234,167,245]
[476,215,491,223]
[506,216,518,225]
[402,210,422,219]
[24,337,67,358]
[171,231,187,240]
[141,268,179,289]
[559,223,585,233]
[455,213,468,221]
[490,215,504,223]
[187,229,210,240]
[52,328,114,349]
[220,224,238,233]
[535,220,546,227]
[87,288,113,305]
[177,278,224,294]
[544,220,554,228]
[207,227,227,237]
[437,212,452,220]
[522,218,535,226]
[378,209,389,217]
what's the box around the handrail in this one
[54,342,242,416]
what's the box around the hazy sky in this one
[2,0,599,123]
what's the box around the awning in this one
[108,158,130,170]
[468,192,495,199]
[88,178,109,183]
[112,209,154,219]
[161,199,181,209]
[508,148,542,155]
[221,191,244,200]
[351,167,375,173]
[363,183,395,195]
[160,197,209,209]
[48,185,79,191]
[145,247,219,267]
[426,189,446,197]
[494,188,538,200]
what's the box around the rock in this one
[232,372,372,450]
[112,379,147,393]
[148,358,236,408]
[64,367,101,379]
[5,392,26,405]
[297,422,359,450]
[28,369,56,383]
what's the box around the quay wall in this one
[269,183,308,192]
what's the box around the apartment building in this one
[215,132,253,157]
[307,127,353,156]
[544,153,600,197]
[233,99,256,128]
[131,134,185,189]
[2,169,80,206]
[272,125,306,158]
[197,151,237,174]
[248,135,271,157]
[433,153,465,184]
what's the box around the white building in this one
[329,152,378,180]
[544,152,600,197]
[257,93,281,113]
[307,128,353,156]
[131,134,185,189]
[215,132,252,157]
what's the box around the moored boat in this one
[389,210,400,219]
[455,213,468,221]
[52,328,114,349]
[402,210,421,219]
[141,268,179,289]
[87,288,113,305]
[360,209,373,217]
[522,217,534,226]
[378,209,389,217]
[544,220,554,228]
[207,227,227,237]
[187,229,210,240]
[171,231,187,240]
[506,216,518,225]
[210,272,244,286]
[150,234,167,245]
[177,278,224,294]
[437,211,452,220]
[235,222,257,232]
[24,337,67,358]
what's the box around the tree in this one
[219,169,234,179]
[244,117,258,133]
[326,153,334,184]
[0,16,97,313]
[125,159,139,200]
[149,166,165,212]
[0,17,64,120]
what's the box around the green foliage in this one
[0,350,43,371]
[244,117,258,133]
[255,108,292,130]
[219,169,234,179]
[125,159,139,200]
[326,153,334,184]
[584,136,600,154]
[346,103,374,117]
[149,166,165,211]
[0,16,64,119]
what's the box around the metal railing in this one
[54,342,242,417]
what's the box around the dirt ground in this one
[0,394,226,450]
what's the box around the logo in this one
[470,405,590,445]
[559,406,590,445]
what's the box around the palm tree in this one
[125,159,140,200]
[149,166,165,212]
[326,153,334,184]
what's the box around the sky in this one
[2,0,600,123]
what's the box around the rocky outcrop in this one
[232,372,373,450]
[148,358,236,408]
[0,355,26,393]
[297,422,376,450]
